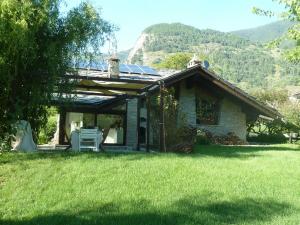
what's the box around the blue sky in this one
[64,0,284,51]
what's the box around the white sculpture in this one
[12,120,37,152]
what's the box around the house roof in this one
[59,63,280,119]
[156,65,281,119]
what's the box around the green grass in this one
[1,144,300,225]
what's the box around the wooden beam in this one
[69,91,130,97]
[94,114,97,127]
[136,97,141,151]
[76,84,140,92]
[58,108,66,145]
[139,84,160,96]
[63,75,156,85]
[146,96,150,152]
[163,72,198,88]
[159,83,166,152]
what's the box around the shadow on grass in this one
[0,151,152,165]
[1,144,299,165]
[0,151,91,165]
[0,196,293,225]
[193,144,300,159]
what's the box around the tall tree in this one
[0,0,115,148]
[253,0,300,62]
[155,53,192,70]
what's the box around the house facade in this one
[54,58,280,151]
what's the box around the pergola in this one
[55,69,167,152]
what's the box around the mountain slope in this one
[232,20,295,43]
[127,22,300,89]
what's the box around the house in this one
[53,57,280,151]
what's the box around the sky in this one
[64,0,285,51]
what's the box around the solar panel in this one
[89,62,107,71]
[77,61,159,76]
[141,66,159,75]
[119,64,132,73]
[127,64,143,74]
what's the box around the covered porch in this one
[51,67,164,152]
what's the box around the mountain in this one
[127,22,300,89]
[232,20,295,43]
[117,49,131,63]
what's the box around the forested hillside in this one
[232,20,295,43]
[127,22,300,89]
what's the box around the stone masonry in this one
[126,98,138,149]
[178,81,197,128]
[198,98,247,140]
[178,81,247,140]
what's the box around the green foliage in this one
[38,108,57,144]
[0,0,115,148]
[280,101,300,128]
[131,49,143,64]
[155,53,191,70]
[144,23,250,53]
[247,89,300,143]
[137,22,300,89]
[253,0,300,62]
[208,46,276,86]
[250,88,300,129]
[196,130,211,145]
[250,88,288,108]
[247,133,287,143]
[232,20,295,43]
[149,87,194,151]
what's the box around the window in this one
[65,112,125,145]
[196,95,220,125]
[96,114,125,145]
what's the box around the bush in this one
[247,134,287,144]
[38,108,58,144]
[149,88,196,153]
[196,130,211,145]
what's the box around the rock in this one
[12,120,37,152]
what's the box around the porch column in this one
[58,108,66,145]
[126,98,139,150]
[159,82,166,152]
[136,98,141,151]
[146,96,150,152]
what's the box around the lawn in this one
[1,144,300,225]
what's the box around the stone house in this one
[54,58,280,151]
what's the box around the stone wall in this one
[178,81,197,128]
[126,98,138,149]
[178,81,247,140]
[198,98,247,140]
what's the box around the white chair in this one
[79,129,99,152]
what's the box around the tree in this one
[253,0,300,62]
[0,0,115,149]
[155,53,192,70]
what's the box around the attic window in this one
[196,93,220,125]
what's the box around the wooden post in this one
[146,96,150,152]
[136,97,141,151]
[94,114,97,128]
[58,108,66,145]
[159,82,166,152]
